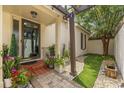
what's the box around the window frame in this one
[80,32,86,50]
[81,33,83,50]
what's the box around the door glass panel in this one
[13,19,19,56]
[23,20,40,59]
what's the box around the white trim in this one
[75,23,90,35]
[0,5,3,88]
[20,58,41,64]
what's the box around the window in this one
[13,19,19,55]
[81,33,83,50]
[84,34,86,49]
[80,33,86,50]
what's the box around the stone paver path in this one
[61,61,84,81]
[31,71,81,88]
[94,61,123,88]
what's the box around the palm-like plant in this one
[76,6,124,55]
[3,56,15,78]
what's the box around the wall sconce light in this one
[30,11,38,18]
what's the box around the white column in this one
[41,24,46,59]
[55,19,61,56]
[0,5,3,88]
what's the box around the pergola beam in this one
[53,5,94,15]
[52,5,68,15]
[71,5,94,14]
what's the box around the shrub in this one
[9,34,18,57]
[63,49,70,58]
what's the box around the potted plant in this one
[0,44,21,88]
[3,55,15,88]
[9,34,18,57]
[11,68,32,88]
[63,49,70,65]
[54,56,65,73]
[48,44,55,56]
[105,63,117,79]
[14,56,21,70]
[0,45,15,88]
[45,58,55,69]
[63,49,70,59]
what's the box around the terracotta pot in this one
[4,78,12,88]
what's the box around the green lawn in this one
[73,55,104,88]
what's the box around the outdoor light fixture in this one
[30,11,38,18]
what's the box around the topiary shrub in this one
[9,34,17,57]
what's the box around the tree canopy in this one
[76,6,124,38]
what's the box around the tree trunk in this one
[101,37,110,56]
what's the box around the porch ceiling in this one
[3,5,59,25]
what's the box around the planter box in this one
[105,65,117,79]
[54,58,69,73]
[54,65,64,73]
[4,78,12,88]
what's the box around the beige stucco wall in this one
[2,11,47,59]
[0,5,3,88]
[45,24,56,47]
[44,21,69,55]
[75,27,89,57]
[87,39,114,55]
[3,11,12,46]
[114,25,124,79]
[45,21,89,57]
[60,21,70,52]
[2,10,64,59]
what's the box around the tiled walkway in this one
[31,71,81,88]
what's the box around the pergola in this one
[53,5,93,76]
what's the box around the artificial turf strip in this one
[73,55,104,88]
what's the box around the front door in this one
[22,19,40,60]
